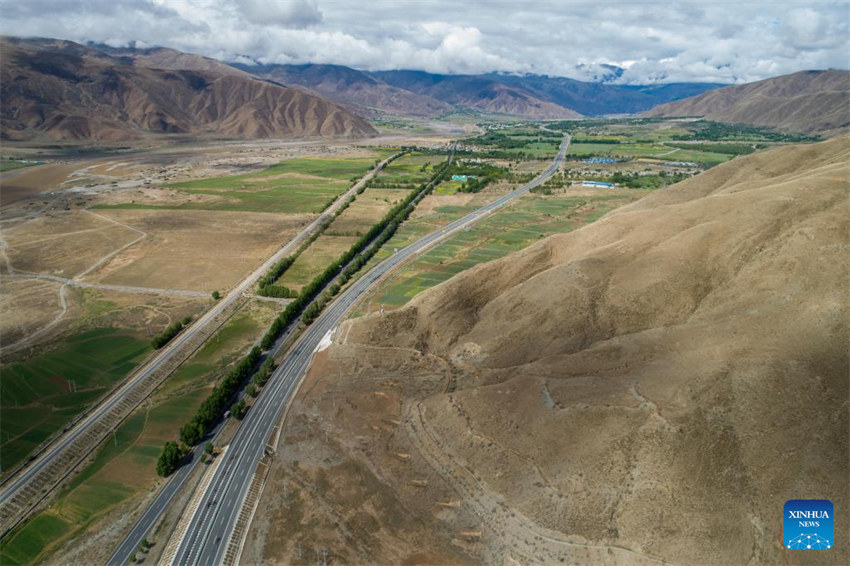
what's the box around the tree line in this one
[177,345,262,447]
[260,158,450,350]
[255,150,409,295]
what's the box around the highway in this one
[172,133,569,565]
[0,152,400,538]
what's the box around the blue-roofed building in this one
[582,181,615,188]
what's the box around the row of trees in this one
[255,151,410,295]
[256,284,298,298]
[151,316,192,349]
[177,346,262,447]
[260,159,450,349]
[252,357,277,387]
[258,256,295,288]
[571,137,623,144]
[157,350,281,476]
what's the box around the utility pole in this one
[112,428,118,447]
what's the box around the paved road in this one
[172,134,569,565]
[0,153,400,536]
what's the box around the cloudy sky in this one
[1,0,848,83]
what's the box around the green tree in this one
[156,441,184,477]
[211,290,221,300]
[179,421,202,447]
[232,399,247,420]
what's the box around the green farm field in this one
[566,142,731,164]
[275,236,358,291]
[93,154,393,214]
[0,329,150,473]
[357,191,642,314]
[327,188,411,235]
[0,303,276,565]
[369,152,441,187]
[0,160,37,173]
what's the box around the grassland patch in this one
[0,328,150,472]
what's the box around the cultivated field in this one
[0,300,279,565]
[0,288,205,473]
[131,155,396,213]
[359,187,642,313]
[0,142,399,492]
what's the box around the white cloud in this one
[236,0,323,28]
[0,0,847,83]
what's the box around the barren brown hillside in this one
[246,137,849,565]
[644,70,850,133]
[0,37,376,141]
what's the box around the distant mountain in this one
[644,70,850,133]
[488,73,726,115]
[237,63,453,117]
[369,70,581,119]
[240,63,724,119]
[573,62,625,83]
[0,37,376,142]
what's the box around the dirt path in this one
[3,284,69,354]
[6,273,209,298]
[75,210,147,280]
[656,147,681,157]
[0,209,155,354]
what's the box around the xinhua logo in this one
[784,499,833,550]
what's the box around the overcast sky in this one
[1,0,848,83]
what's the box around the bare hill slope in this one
[0,37,376,141]
[248,137,849,564]
[645,70,850,133]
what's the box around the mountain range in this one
[0,37,376,142]
[237,62,726,118]
[1,36,846,142]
